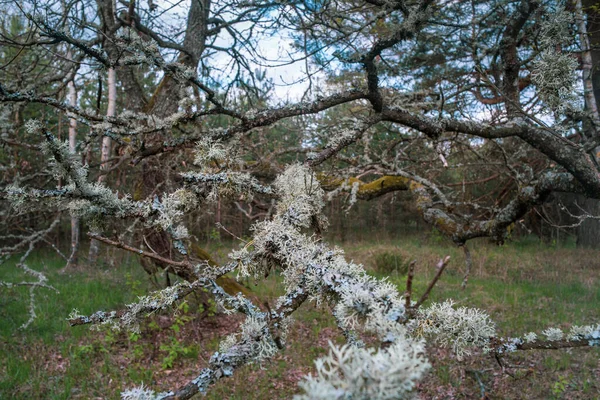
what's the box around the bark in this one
[88,67,116,265]
[319,175,411,200]
[134,0,214,280]
[576,196,600,248]
[326,171,581,245]
[118,67,148,113]
[100,68,117,181]
[576,0,600,247]
[66,78,80,268]
[583,0,600,107]
[576,0,600,128]
[499,0,538,118]
[144,0,210,116]
[379,108,600,199]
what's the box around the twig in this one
[216,222,247,243]
[163,286,309,400]
[413,256,450,309]
[69,281,203,326]
[461,244,472,290]
[466,369,488,399]
[1,216,61,329]
[87,232,193,270]
[405,259,417,309]
[492,336,599,352]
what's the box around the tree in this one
[1,0,600,398]
[575,0,600,248]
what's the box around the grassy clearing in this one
[344,237,600,334]
[0,252,147,399]
[1,235,599,399]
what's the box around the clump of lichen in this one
[531,8,579,113]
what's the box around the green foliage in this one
[128,332,145,360]
[159,301,197,369]
[74,343,94,358]
[0,253,146,399]
[172,301,192,331]
[198,289,218,317]
[373,251,411,275]
[551,375,570,398]
[2,240,600,399]
[208,227,221,241]
[159,337,197,369]
[429,227,446,245]
[125,272,145,297]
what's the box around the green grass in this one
[0,253,144,338]
[1,235,599,399]
[206,235,600,399]
[352,236,600,334]
[0,252,149,399]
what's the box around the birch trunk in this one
[66,78,80,268]
[88,68,116,265]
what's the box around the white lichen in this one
[152,189,197,233]
[295,340,429,400]
[120,383,172,400]
[523,332,537,343]
[193,136,231,167]
[217,314,279,363]
[413,300,496,358]
[531,50,579,113]
[542,327,564,341]
[568,325,599,340]
[531,7,579,114]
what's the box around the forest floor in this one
[1,234,599,399]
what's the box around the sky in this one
[208,21,316,103]
[149,0,318,102]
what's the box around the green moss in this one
[319,175,411,200]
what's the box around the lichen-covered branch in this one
[68,262,236,330]
[320,175,411,201]
[492,325,600,355]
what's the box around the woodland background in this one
[2,0,600,398]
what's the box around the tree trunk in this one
[88,67,116,265]
[136,0,212,272]
[576,197,600,247]
[144,0,210,116]
[577,1,600,248]
[577,0,600,127]
[66,78,80,268]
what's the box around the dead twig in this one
[404,259,417,309]
[87,232,194,270]
[413,256,450,309]
[461,244,472,290]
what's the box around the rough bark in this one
[576,196,600,248]
[576,0,600,247]
[499,0,538,118]
[144,0,210,116]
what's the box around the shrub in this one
[373,251,411,275]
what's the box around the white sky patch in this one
[257,36,315,102]
[207,18,315,103]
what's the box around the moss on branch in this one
[319,175,411,200]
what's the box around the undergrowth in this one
[1,235,599,399]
